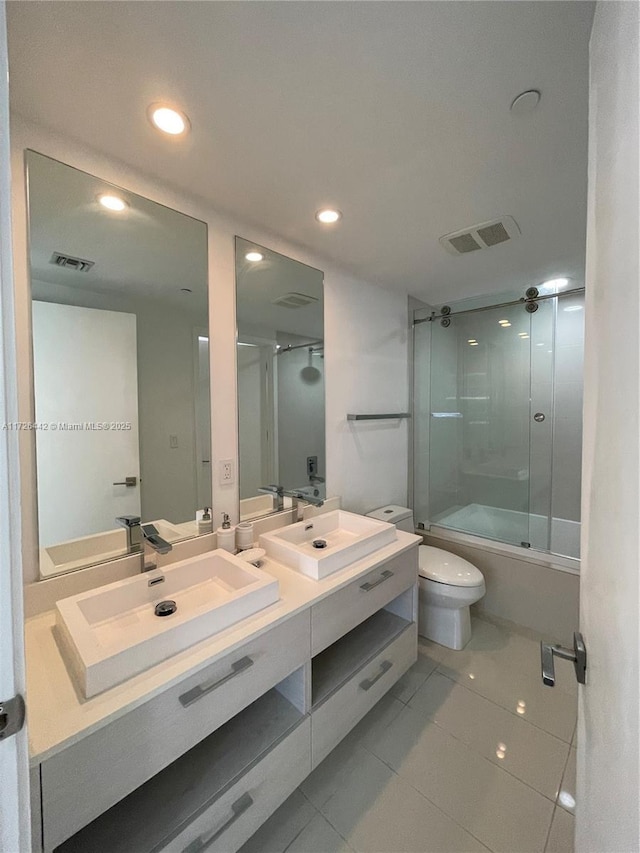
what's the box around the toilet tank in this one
[366,505,415,533]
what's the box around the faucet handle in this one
[115,515,141,527]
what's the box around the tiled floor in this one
[240,616,578,853]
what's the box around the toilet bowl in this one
[417,545,485,649]
[365,505,485,650]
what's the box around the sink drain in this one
[312,539,328,549]
[154,600,177,617]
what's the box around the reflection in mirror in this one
[235,238,325,521]
[27,151,211,579]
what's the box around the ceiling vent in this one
[439,216,521,256]
[50,252,95,272]
[272,292,319,309]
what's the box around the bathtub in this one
[429,502,581,566]
[423,503,580,644]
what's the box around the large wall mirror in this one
[27,151,211,579]
[235,238,325,520]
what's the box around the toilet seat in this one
[418,545,484,588]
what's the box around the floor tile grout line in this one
[408,668,573,757]
[542,805,560,853]
[280,790,325,853]
[348,741,496,853]
[554,747,575,815]
[425,716,566,806]
[365,670,568,806]
[431,665,577,744]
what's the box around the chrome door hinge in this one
[540,632,587,687]
[0,694,25,740]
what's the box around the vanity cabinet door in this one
[41,611,310,851]
[311,548,418,655]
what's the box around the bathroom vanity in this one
[26,529,420,853]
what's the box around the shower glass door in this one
[424,301,535,547]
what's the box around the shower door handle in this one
[540,632,587,687]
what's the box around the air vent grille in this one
[448,233,482,254]
[272,292,319,309]
[439,216,521,256]
[477,221,510,247]
[50,252,95,272]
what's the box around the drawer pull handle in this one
[179,656,254,707]
[359,659,393,691]
[182,792,253,852]
[360,569,393,592]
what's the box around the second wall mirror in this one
[27,151,211,579]
[235,237,325,520]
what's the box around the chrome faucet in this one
[115,516,172,572]
[115,515,143,552]
[257,484,285,512]
[287,490,324,522]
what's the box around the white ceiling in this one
[7,1,594,303]
[27,150,209,316]
[236,238,324,340]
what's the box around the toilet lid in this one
[418,545,484,587]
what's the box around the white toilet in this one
[366,505,486,650]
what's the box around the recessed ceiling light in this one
[98,194,128,212]
[315,208,342,224]
[467,339,477,343]
[148,104,190,136]
[500,321,512,327]
[469,342,479,347]
[245,251,264,262]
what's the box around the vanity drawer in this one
[311,548,418,655]
[42,611,310,851]
[311,623,416,767]
[161,717,311,853]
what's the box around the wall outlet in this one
[169,434,178,449]
[219,459,235,485]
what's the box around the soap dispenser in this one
[198,507,213,535]
[216,513,236,553]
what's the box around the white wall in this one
[31,279,203,526]
[577,3,639,850]
[325,279,409,514]
[32,301,141,546]
[10,116,411,581]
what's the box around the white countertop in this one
[25,530,420,765]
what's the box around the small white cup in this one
[236,521,254,551]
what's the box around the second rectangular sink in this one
[40,519,187,578]
[55,549,280,698]
[259,510,396,579]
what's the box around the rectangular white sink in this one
[40,519,187,578]
[259,510,396,580]
[55,549,280,698]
